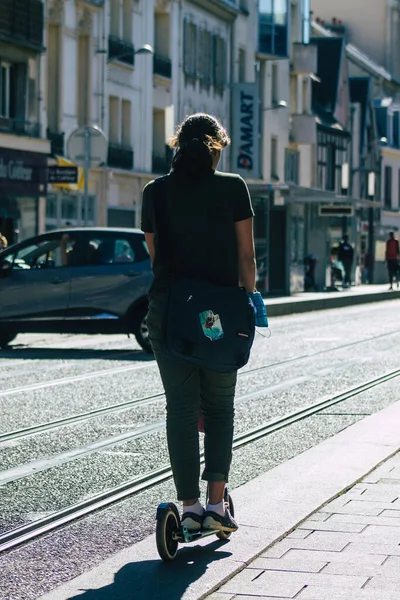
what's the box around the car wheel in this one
[0,332,17,349]
[133,306,152,353]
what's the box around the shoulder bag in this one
[152,176,255,373]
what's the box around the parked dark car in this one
[0,228,153,352]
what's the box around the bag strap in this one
[152,176,174,274]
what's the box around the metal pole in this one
[368,206,374,284]
[84,127,90,226]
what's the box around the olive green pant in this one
[147,296,237,500]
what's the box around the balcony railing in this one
[108,36,135,66]
[47,130,65,156]
[285,149,300,185]
[153,54,172,79]
[107,143,134,170]
[152,147,173,174]
[0,0,44,51]
[0,117,40,138]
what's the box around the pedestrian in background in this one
[141,113,256,534]
[385,231,399,290]
[338,235,354,288]
[0,234,8,251]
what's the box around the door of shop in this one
[269,208,287,295]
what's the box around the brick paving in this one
[207,452,400,600]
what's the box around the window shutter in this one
[14,63,28,124]
[213,34,218,87]
[183,20,190,75]
[197,28,204,82]
[190,23,197,77]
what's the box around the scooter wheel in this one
[156,507,180,561]
[216,493,235,541]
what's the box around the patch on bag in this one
[199,310,224,341]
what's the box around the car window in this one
[11,236,69,270]
[85,237,136,266]
[60,234,100,267]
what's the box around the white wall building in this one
[43,0,257,230]
[44,0,155,231]
[44,0,105,231]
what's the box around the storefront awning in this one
[246,180,381,207]
[286,184,382,207]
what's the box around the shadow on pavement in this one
[0,347,155,362]
[67,542,232,600]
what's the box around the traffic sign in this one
[48,166,78,184]
[67,126,108,168]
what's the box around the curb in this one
[266,289,400,317]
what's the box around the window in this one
[384,166,392,209]
[63,235,146,267]
[326,144,335,191]
[213,34,227,92]
[238,48,246,82]
[203,30,213,86]
[121,100,131,146]
[270,136,278,179]
[302,76,309,114]
[317,130,348,193]
[122,0,133,42]
[110,0,120,37]
[271,63,278,105]
[109,96,120,143]
[12,236,68,270]
[0,62,12,118]
[259,0,289,57]
[183,20,197,79]
[62,197,79,221]
[394,112,400,148]
[398,169,400,207]
[46,195,58,220]
[198,28,213,87]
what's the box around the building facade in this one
[311,6,400,284]
[0,0,49,244]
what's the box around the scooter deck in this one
[174,526,223,544]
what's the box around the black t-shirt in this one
[141,170,254,295]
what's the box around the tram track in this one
[1,368,399,555]
[1,328,399,444]
[0,359,357,482]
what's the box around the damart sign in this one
[0,148,47,196]
[232,82,260,179]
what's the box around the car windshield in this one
[10,240,63,270]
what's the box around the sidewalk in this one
[38,399,400,600]
[208,452,400,600]
[266,284,400,317]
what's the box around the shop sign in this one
[319,205,354,217]
[0,148,47,196]
[232,82,260,179]
[48,166,78,184]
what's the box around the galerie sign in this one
[232,82,260,179]
[0,149,47,196]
